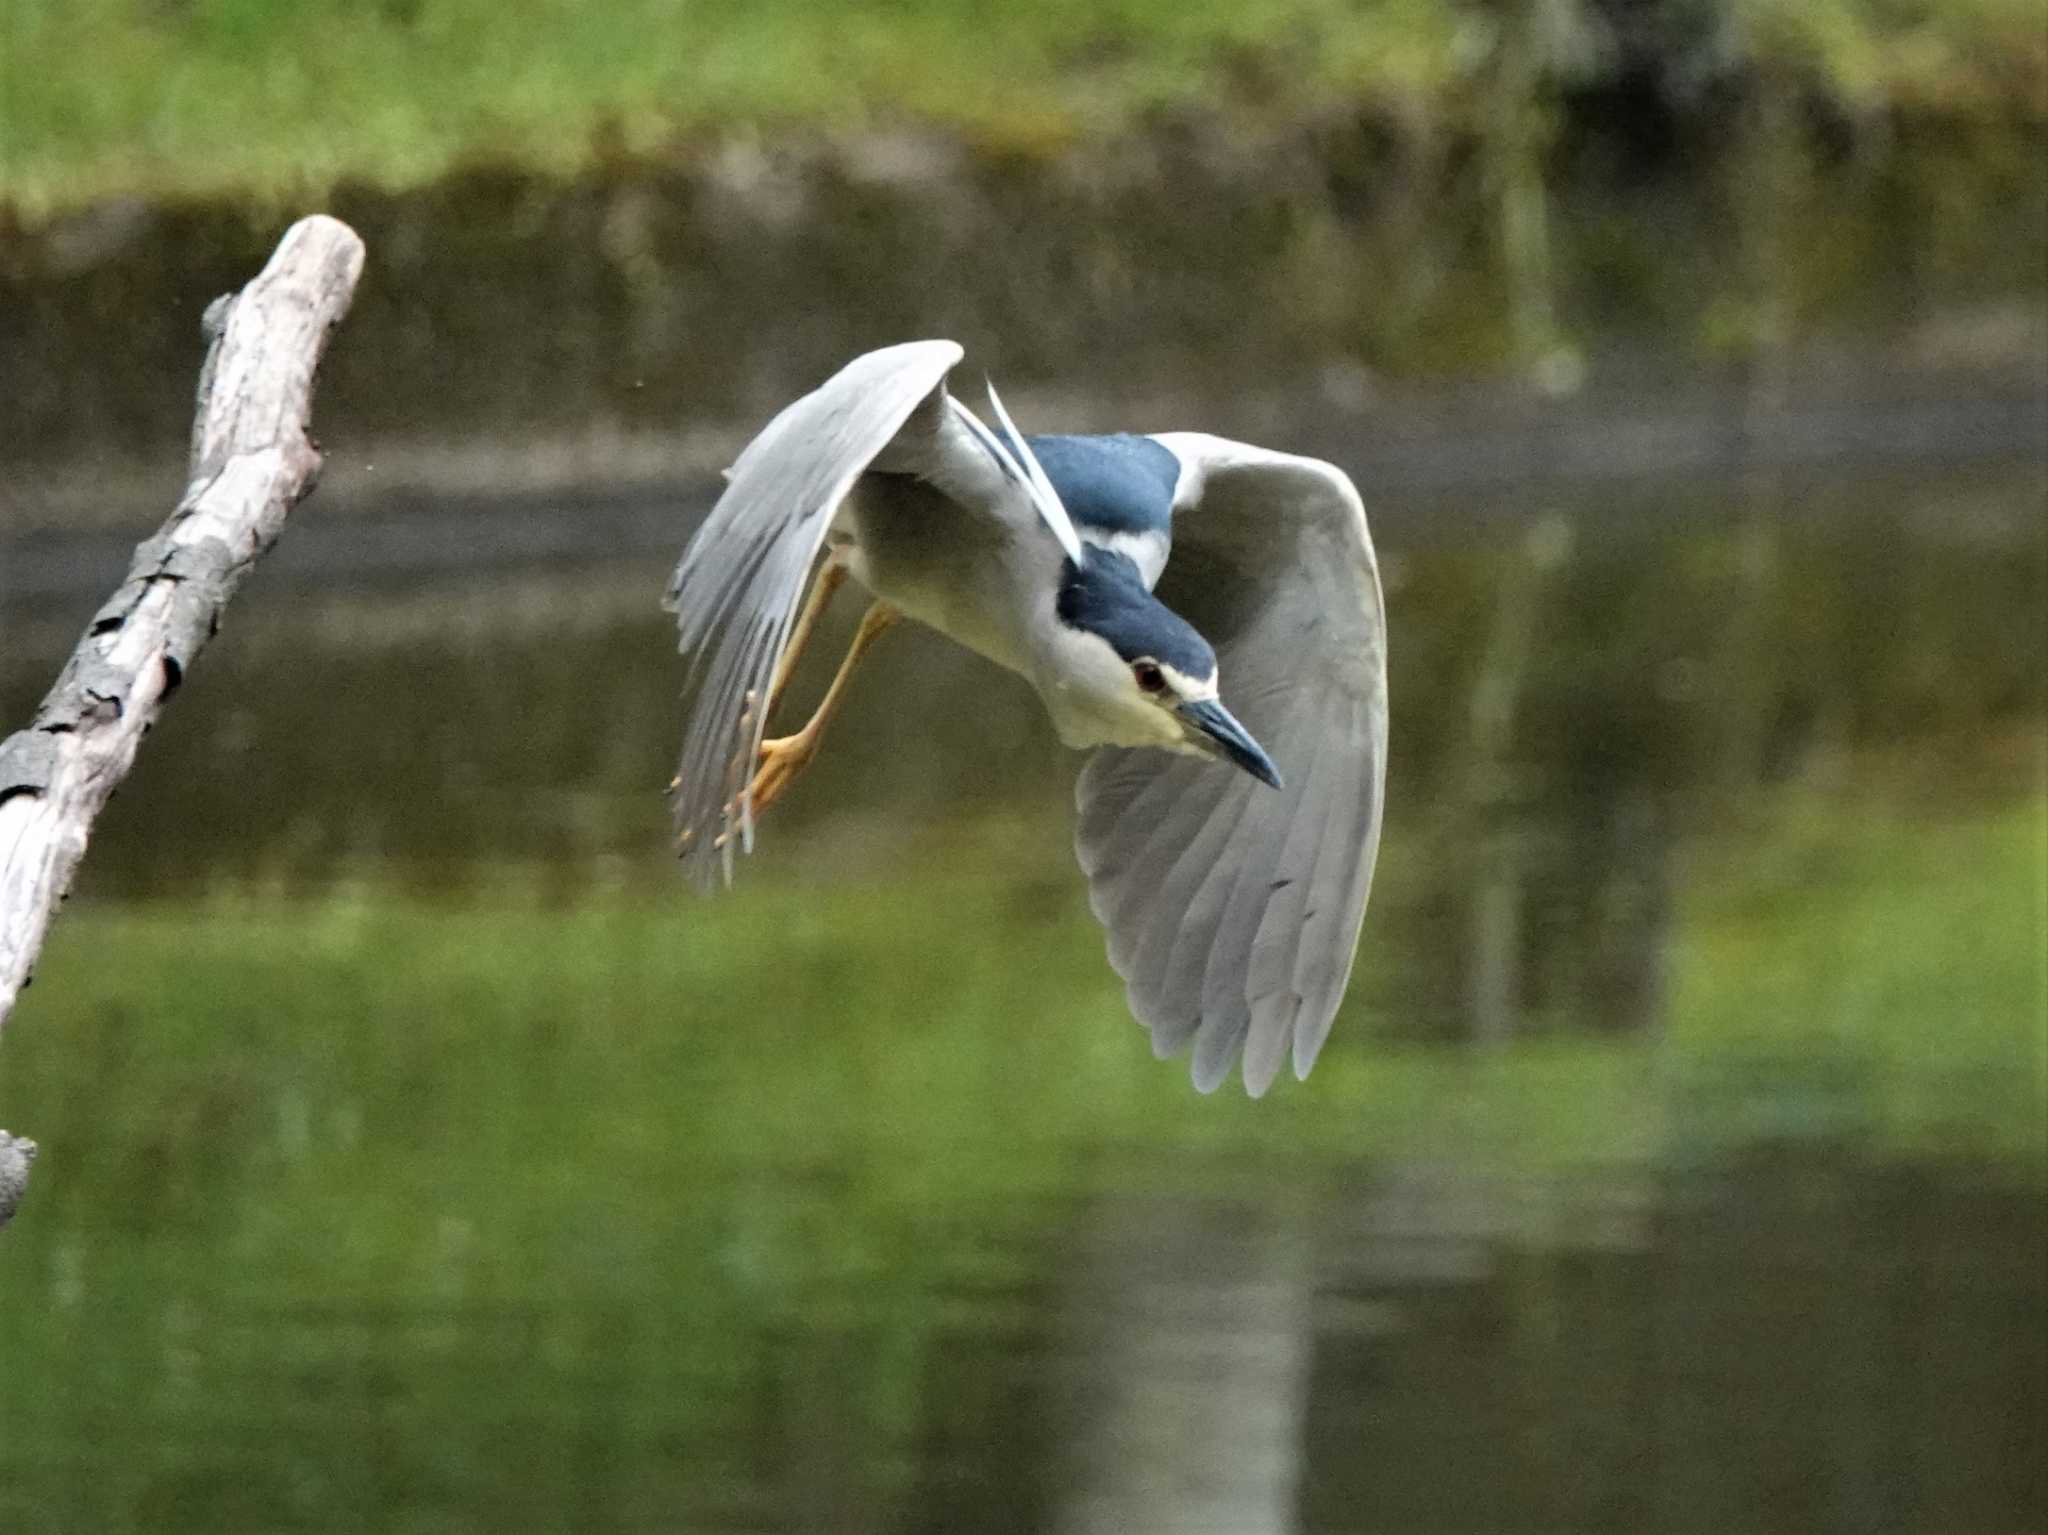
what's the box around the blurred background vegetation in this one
[5,0,2045,213]
[1,2,2044,1530]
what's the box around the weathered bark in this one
[0,217,365,1070]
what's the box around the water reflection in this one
[0,450,2042,1530]
[0,1143,2039,1533]
[1295,1150,2047,1535]
[6,469,2040,908]
[1055,1190,1312,1534]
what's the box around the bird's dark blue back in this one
[1026,433,1180,539]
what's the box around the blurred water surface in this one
[1,406,2044,1530]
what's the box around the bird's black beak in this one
[1177,698,1282,789]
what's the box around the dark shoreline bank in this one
[3,104,2041,479]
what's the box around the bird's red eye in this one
[1132,660,1167,694]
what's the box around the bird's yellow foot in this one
[677,603,896,855]
[743,729,818,818]
[749,732,819,818]
[704,730,819,850]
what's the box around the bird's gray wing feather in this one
[663,339,962,885]
[1075,436,1388,1095]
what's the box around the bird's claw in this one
[673,688,768,852]
[710,733,815,848]
[677,730,817,854]
[744,731,815,811]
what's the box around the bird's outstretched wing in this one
[1073,436,1388,1095]
[665,341,961,883]
[665,340,1076,885]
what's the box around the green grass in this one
[4,0,2044,217]
[0,0,1456,214]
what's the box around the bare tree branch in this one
[0,217,366,1079]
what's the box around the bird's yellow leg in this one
[670,559,849,804]
[766,557,849,723]
[726,600,899,837]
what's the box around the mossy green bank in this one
[7,0,2044,216]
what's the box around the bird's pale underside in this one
[664,342,1387,1096]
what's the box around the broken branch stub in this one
[0,216,366,1049]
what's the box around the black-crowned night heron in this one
[665,342,1387,1095]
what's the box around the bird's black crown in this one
[1055,548,1215,680]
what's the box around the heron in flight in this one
[665,342,1387,1095]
